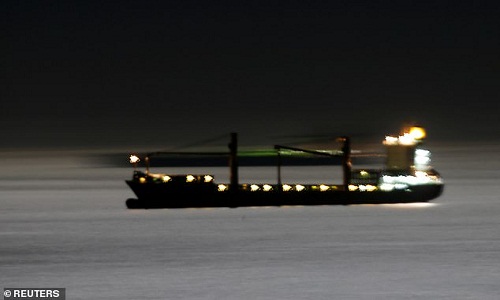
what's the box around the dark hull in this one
[125,181,444,209]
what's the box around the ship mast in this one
[228,132,239,192]
[340,136,352,190]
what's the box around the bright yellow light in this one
[129,155,140,164]
[409,126,426,140]
[384,136,399,145]
[250,184,260,191]
[319,184,329,191]
[162,175,171,182]
[282,184,292,192]
[204,175,214,182]
[186,175,196,182]
[295,184,305,192]
[263,184,273,192]
[218,184,228,192]
[360,170,369,177]
[399,133,416,145]
[348,185,358,191]
[139,177,146,183]
[365,185,377,192]
[415,171,427,178]
[384,126,426,145]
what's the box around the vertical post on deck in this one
[228,132,239,192]
[275,146,282,188]
[340,136,352,190]
[145,156,150,175]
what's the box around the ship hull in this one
[125,181,444,209]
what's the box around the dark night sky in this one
[1,1,499,150]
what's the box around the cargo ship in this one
[125,126,443,209]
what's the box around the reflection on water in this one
[378,202,439,209]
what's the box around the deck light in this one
[348,185,359,191]
[263,184,273,192]
[129,155,140,164]
[218,184,228,192]
[139,177,146,183]
[384,136,399,145]
[204,175,214,183]
[250,184,260,191]
[130,155,141,170]
[295,184,305,192]
[319,184,329,191]
[395,183,409,190]
[186,175,196,182]
[282,184,292,192]
[366,185,377,192]
[398,133,415,145]
[162,175,172,182]
[380,183,394,191]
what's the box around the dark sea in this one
[1,144,499,299]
